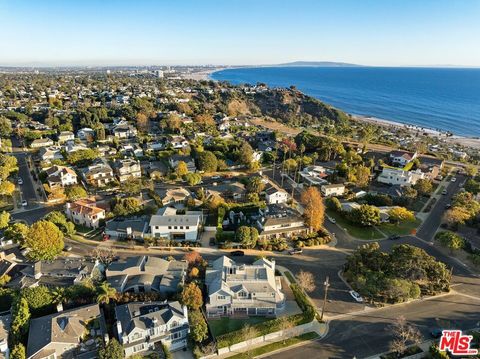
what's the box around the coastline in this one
[353,114,480,149]
[181,67,227,81]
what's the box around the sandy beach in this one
[353,114,480,149]
[181,67,225,81]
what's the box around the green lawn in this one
[284,271,296,284]
[326,209,384,240]
[209,317,273,337]
[378,218,422,236]
[228,332,319,359]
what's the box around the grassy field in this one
[209,317,273,337]
[379,218,422,236]
[284,271,296,284]
[326,209,384,240]
[228,332,319,359]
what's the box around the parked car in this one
[289,248,303,255]
[21,200,27,207]
[445,203,452,209]
[63,245,73,252]
[209,237,216,246]
[435,175,443,181]
[451,177,457,182]
[349,290,364,302]
[388,235,400,240]
[327,216,336,224]
[211,175,221,179]
[230,250,245,257]
[442,189,448,195]
[17,177,23,185]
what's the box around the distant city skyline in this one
[1,0,479,67]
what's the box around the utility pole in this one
[320,276,330,321]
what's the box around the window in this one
[217,295,226,300]
[174,226,178,229]
[168,226,172,229]
[238,291,247,298]
[186,226,190,229]
[180,226,183,229]
[134,344,144,352]
[171,331,181,340]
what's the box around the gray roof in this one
[115,301,185,336]
[27,304,103,359]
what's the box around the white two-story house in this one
[115,301,189,356]
[45,165,78,189]
[149,207,201,241]
[205,256,285,318]
[265,187,289,204]
[377,167,425,186]
[113,158,142,183]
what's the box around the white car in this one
[211,175,221,179]
[451,177,457,182]
[21,200,28,207]
[18,178,23,185]
[328,216,336,224]
[349,290,364,303]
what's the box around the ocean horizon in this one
[210,66,480,137]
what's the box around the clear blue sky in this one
[1,0,479,67]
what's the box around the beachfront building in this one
[205,256,285,318]
[115,301,189,356]
[377,167,425,186]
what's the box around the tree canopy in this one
[24,220,64,260]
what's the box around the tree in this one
[96,282,117,305]
[197,151,218,173]
[414,178,433,196]
[240,324,259,358]
[238,141,254,168]
[189,310,208,343]
[4,222,29,245]
[296,270,316,293]
[22,286,54,315]
[389,316,422,356]
[435,231,465,253]
[165,113,181,132]
[43,211,75,235]
[113,197,141,216]
[246,176,265,194]
[24,221,64,260]
[67,148,99,166]
[180,282,203,310]
[349,204,380,227]
[10,297,30,345]
[0,116,12,137]
[136,112,149,132]
[65,185,88,201]
[301,187,325,231]
[10,343,26,359]
[0,211,9,229]
[325,196,342,212]
[388,207,415,223]
[120,178,144,195]
[354,165,371,188]
[443,207,470,227]
[93,247,118,266]
[184,173,202,186]
[0,180,15,196]
[236,226,258,249]
[176,161,189,177]
[184,251,203,266]
[99,338,125,359]
[465,165,478,178]
[195,114,215,127]
[227,99,249,117]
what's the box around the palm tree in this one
[51,287,66,305]
[96,282,117,305]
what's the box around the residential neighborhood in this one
[0,67,479,359]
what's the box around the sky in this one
[1,0,479,67]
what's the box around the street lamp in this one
[320,276,330,321]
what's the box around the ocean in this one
[210,66,480,137]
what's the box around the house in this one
[206,182,246,201]
[104,217,149,241]
[300,165,329,186]
[65,198,106,228]
[119,143,144,157]
[168,155,196,172]
[0,314,10,359]
[417,155,445,179]
[64,141,88,154]
[83,160,115,187]
[45,165,78,189]
[256,206,307,239]
[160,188,192,206]
[26,304,107,359]
[30,138,54,149]
[58,131,74,143]
[265,187,289,204]
[205,256,285,318]
[8,258,101,288]
[106,255,186,294]
[389,150,417,167]
[321,184,345,197]
[113,158,141,183]
[149,207,201,241]
[377,167,425,186]
[115,301,189,356]
[112,123,138,139]
[77,127,95,141]
[168,135,189,149]
[38,146,64,161]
